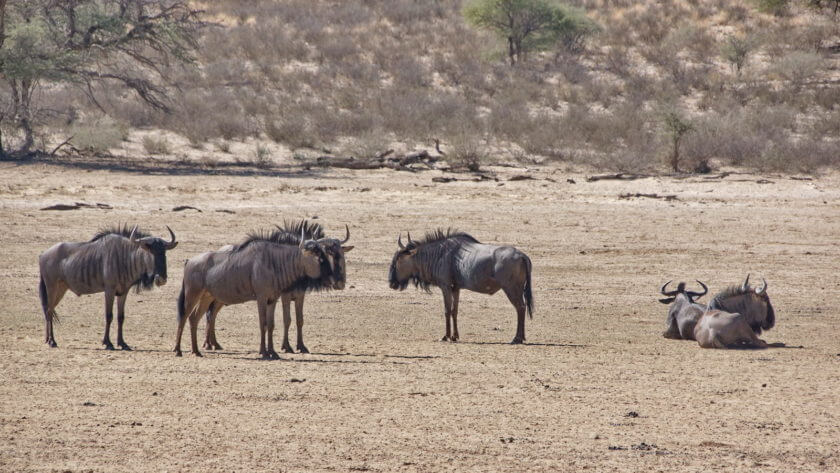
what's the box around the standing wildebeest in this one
[694,275,775,349]
[201,220,353,354]
[175,227,333,359]
[38,225,178,349]
[388,229,533,344]
[659,280,708,340]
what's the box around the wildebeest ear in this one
[658,297,676,304]
[341,245,354,253]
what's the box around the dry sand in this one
[1,157,838,472]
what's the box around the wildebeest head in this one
[709,274,775,334]
[389,232,421,291]
[131,225,178,287]
[658,280,708,305]
[317,225,354,290]
[298,228,332,280]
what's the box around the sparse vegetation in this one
[10,0,840,173]
[142,136,171,156]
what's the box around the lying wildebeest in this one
[388,229,533,344]
[659,280,708,340]
[38,225,178,349]
[694,275,775,349]
[175,227,333,359]
[201,220,353,354]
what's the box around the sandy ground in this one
[1,156,838,472]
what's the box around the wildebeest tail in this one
[38,275,59,323]
[524,254,534,319]
[177,280,186,323]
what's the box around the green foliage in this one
[463,0,599,64]
[721,35,756,75]
[755,0,789,16]
[661,109,694,172]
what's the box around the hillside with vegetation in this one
[3,0,840,172]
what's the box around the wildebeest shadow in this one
[67,346,175,354]
[721,342,803,350]
[310,351,440,360]
[229,355,413,365]
[458,341,588,348]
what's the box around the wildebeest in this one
[201,220,353,354]
[693,275,775,349]
[38,225,178,349]
[659,280,708,340]
[388,229,533,344]
[707,274,775,335]
[175,227,334,359]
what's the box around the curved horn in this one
[299,227,305,249]
[742,273,751,291]
[164,225,177,249]
[687,280,708,300]
[340,224,350,244]
[756,278,768,295]
[397,233,405,250]
[407,231,413,244]
[660,280,673,296]
[129,225,139,243]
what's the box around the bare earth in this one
[1,158,838,472]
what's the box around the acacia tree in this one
[0,0,202,158]
[463,0,598,65]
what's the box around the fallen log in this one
[172,205,203,212]
[40,202,113,211]
[619,193,678,201]
[587,173,650,182]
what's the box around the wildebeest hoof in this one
[202,341,211,349]
[282,345,294,354]
[119,343,132,351]
[193,350,203,357]
[441,335,450,341]
[269,350,280,360]
[104,342,115,350]
[510,337,524,344]
[175,350,183,357]
[297,344,309,354]
[47,340,58,348]
[213,343,223,350]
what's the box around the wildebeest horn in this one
[129,225,139,243]
[407,231,413,244]
[660,280,679,297]
[299,227,305,249]
[742,273,751,291]
[340,224,350,244]
[397,233,405,249]
[687,280,708,300]
[756,278,768,295]
[165,225,177,249]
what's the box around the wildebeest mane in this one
[403,228,480,251]
[90,224,150,242]
[708,285,750,311]
[233,220,325,252]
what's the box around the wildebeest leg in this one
[41,279,66,348]
[204,302,224,350]
[265,300,280,359]
[504,287,526,344]
[295,294,308,353]
[116,294,131,350]
[174,289,200,357]
[280,295,294,353]
[102,289,116,350]
[188,299,210,357]
[450,288,460,342]
[441,288,453,341]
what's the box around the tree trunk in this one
[671,137,680,172]
[508,36,516,65]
